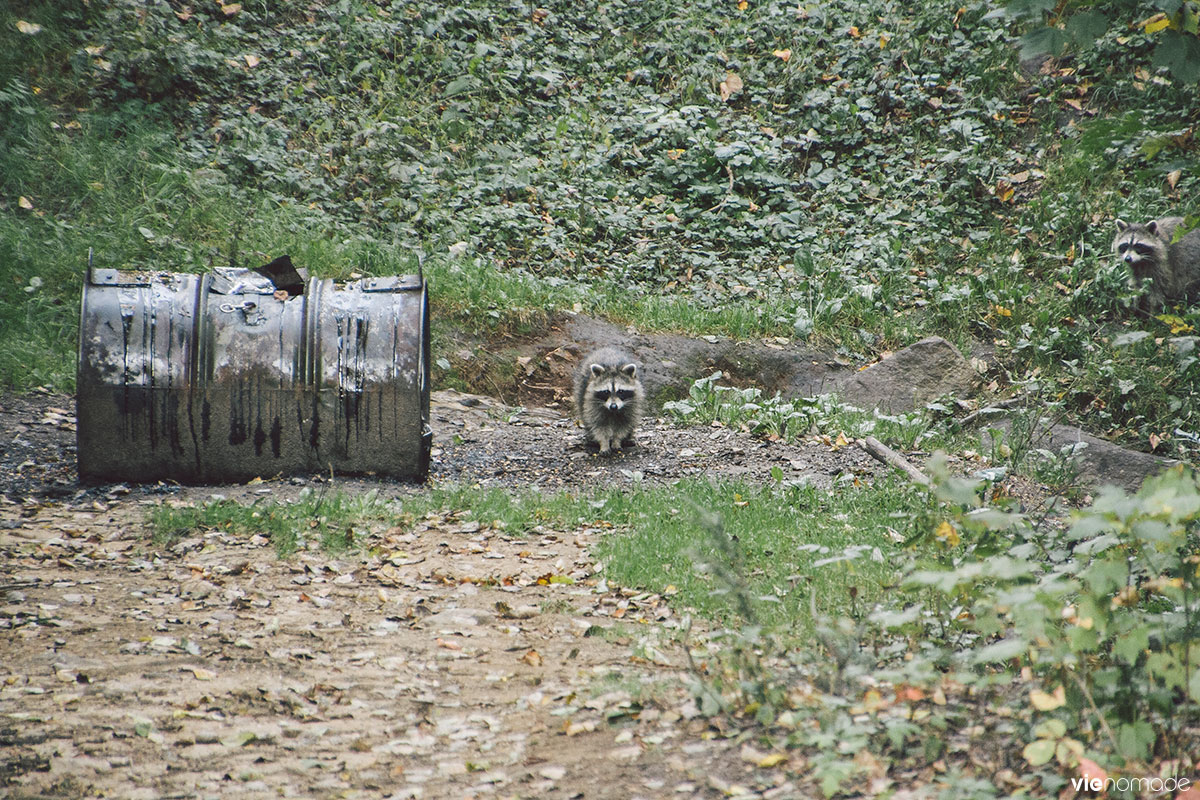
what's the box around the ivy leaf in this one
[1019,27,1071,58]
[1116,721,1154,761]
[1022,738,1056,766]
[1152,30,1200,83]
[1065,11,1108,46]
[1032,718,1066,739]
[1000,0,1057,21]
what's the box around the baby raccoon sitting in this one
[1112,217,1200,312]
[572,347,644,454]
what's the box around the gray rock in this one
[831,336,980,413]
[984,418,1178,492]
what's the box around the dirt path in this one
[1,499,746,799]
[2,391,861,799]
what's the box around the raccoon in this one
[572,347,644,454]
[1112,217,1200,312]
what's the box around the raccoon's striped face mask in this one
[590,364,637,411]
[1115,238,1157,264]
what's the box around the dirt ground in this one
[1,389,894,800]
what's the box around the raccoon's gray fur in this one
[572,347,644,454]
[1112,217,1200,312]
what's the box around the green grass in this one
[150,477,927,630]
[589,478,923,628]
[151,487,400,556]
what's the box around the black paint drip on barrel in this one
[229,384,247,446]
[270,417,282,457]
[253,420,267,456]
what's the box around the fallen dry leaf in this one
[719,72,743,102]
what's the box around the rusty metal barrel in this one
[77,263,430,483]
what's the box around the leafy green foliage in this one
[663,370,960,451]
[681,459,1199,793]
[999,0,1200,83]
[0,0,1198,450]
[910,461,1200,763]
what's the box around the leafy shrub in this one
[663,371,959,453]
[684,458,1198,793]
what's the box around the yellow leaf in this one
[1143,13,1171,33]
[16,20,43,34]
[994,304,1012,317]
[191,667,217,680]
[18,196,34,210]
[861,689,886,712]
[737,0,747,8]
[834,432,850,447]
[244,54,260,67]
[934,521,960,547]
[1029,684,1066,711]
[773,49,791,61]
[848,25,860,37]
[220,2,243,16]
[757,753,788,768]
[878,33,891,48]
[1155,313,1193,334]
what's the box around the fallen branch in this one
[957,398,1021,428]
[861,436,931,488]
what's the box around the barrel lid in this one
[210,267,277,295]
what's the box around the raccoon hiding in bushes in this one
[572,347,644,454]
[1112,217,1200,312]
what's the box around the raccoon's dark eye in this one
[616,389,635,401]
[1117,243,1130,253]
[1133,244,1156,256]
[593,389,611,401]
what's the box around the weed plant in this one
[681,458,1200,795]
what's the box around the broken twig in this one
[861,436,931,487]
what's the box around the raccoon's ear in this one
[589,363,605,377]
[1115,219,1129,232]
[620,363,637,379]
[1147,221,1159,235]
